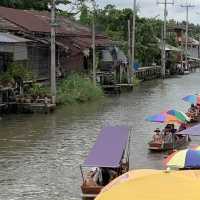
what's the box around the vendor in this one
[153,128,162,143]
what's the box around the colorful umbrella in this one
[195,146,200,150]
[95,169,200,200]
[164,149,200,169]
[101,169,159,193]
[182,94,200,104]
[145,113,182,124]
[177,124,200,136]
[167,109,190,122]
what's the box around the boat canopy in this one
[83,126,129,168]
[177,124,200,136]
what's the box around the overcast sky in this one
[96,0,200,24]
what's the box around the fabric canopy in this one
[83,126,129,168]
[95,169,200,200]
[177,124,200,136]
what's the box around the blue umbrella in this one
[182,95,198,104]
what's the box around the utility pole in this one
[199,35,200,59]
[181,29,184,67]
[128,20,131,83]
[92,0,96,86]
[132,0,136,75]
[51,0,56,103]
[157,0,174,78]
[180,4,195,70]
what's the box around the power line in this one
[157,0,174,78]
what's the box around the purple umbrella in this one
[178,124,200,136]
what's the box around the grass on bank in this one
[132,76,142,86]
[57,74,104,104]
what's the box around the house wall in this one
[60,52,84,74]
[0,43,28,61]
[27,44,50,79]
[0,52,13,72]
[188,45,199,58]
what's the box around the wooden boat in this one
[80,126,131,200]
[183,70,190,75]
[148,134,190,152]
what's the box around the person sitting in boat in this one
[178,123,187,132]
[164,124,175,134]
[163,130,173,143]
[188,104,196,112]
[153,128,163,143]
[101,168,112,186]
[187,104,198,120]
[85,168,100,186]
[196,103,200,115]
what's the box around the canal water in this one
[0,72,200,200]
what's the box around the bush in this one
[29,83,50,99]
[57,73,104,104]
[8,63,33,82]
[0,72,14,86]
[132,76,141,86]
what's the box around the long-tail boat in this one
[80,126,131,200]
[148,133,190,152]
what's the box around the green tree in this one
[0,0,49,10]
[0,0,86,15]
[79,4,161,65]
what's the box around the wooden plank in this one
[81,194,97,198]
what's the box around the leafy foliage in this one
[57,73,104,104]
[0,0,49,10]
[79,4,161,66]
[7,63,33,82]
[0,63,33,87]
[0,72,14,86]
[29,83,50,98]
[0,0,88,15]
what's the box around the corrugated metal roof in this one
[0,32,30,43]
[0,6,107,37]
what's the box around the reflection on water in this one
[0,73,200,199]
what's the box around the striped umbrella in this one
[145,113,182,124]
[164,149,200,169]
[167,109,190,122]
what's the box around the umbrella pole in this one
[172,132,175,150]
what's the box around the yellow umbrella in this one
[195,146,200,150]
[96,169,200,200]
[101,169,160,193]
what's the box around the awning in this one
[0,32,30,43]
[177,124,200,136]
[0,33,30,61]
[83,126,129,168]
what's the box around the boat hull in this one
[148,136,190,152]
[81,162,129,200]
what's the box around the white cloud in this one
[96,0,200,24]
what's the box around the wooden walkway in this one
[135,66,161,80]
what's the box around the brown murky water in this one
[0,72,200,200]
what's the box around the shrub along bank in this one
[57,74,104,104]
